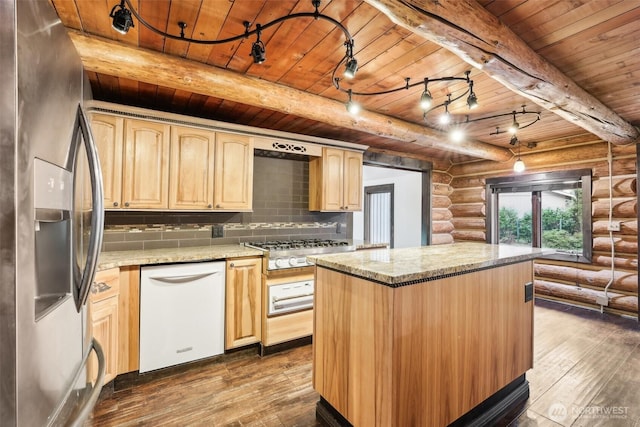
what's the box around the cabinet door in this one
[214,133,253,210]
[89,296,119,384]
[90,114,124,208]
[342,150,363,211]
[321,147,345,211]
[169,126,215,209]
[88,268,120,384]
[225,258,262,349]
[122,119,170,209]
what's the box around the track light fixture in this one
[108,0,356,74]
[109,0,134,35]
[343,40,358,79]
[249,24,266,64]
[345,89,360,115]
[437,105,541,146]
[420,78,433,111]
[335,70,477,118]
[513,139,526,173]
[508,111,520,134]
[466,81,478,110]
[438,94,452,125]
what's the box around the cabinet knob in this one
[208,204,213,208]
[230,263,235,268]
[113,202,119,207]
[216,204,221,208]
[124,202,130,207]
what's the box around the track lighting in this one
[438,94,452,125]
[343,40,358,79]
[108,0,357,79]
[335,70,477,119]
[508,111,520,134]
[513,137,525,172]
[420,78,432,111]
[345,90,360,115]
[514,157,526,173]
[250,24,266,64]
[109,0,134,34]
[450,128,465,143]
[466,81,478,109]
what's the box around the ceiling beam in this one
[364,0,639,146]
[67,30,513,162]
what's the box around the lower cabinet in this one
[88,268,120,384]
[225,257,262,349]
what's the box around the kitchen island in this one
[308,242,547,427]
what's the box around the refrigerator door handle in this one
[74,105,105,311]
[52,338,106,427]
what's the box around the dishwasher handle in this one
[148,270,221,284]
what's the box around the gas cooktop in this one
[244,239,356,270]
[245,239,352,251]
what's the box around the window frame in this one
[364,184,395,248]
[486,169,592,263]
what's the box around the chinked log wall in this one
[432,137,638,318]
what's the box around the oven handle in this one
[273,295,314,310]
[272,292,313,303]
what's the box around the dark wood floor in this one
[86,299,640,426]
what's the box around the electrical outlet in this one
[607,221,621,232]
[212,225,224,238]
[595,295,609,306]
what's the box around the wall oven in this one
[268,277,314,316]
[244,239,355,347]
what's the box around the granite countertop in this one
[353,240,389,250]
[307,242,550,286]
[97,245,264,271]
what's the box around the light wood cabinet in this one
[214,133,253,211]
[225,257,262,349]
[90,114,253,211]
[90,114,124,208]
[88,268,120,385]
[122,119,171,209]
[169,126,216,209]
[309,147,362,211]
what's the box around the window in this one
[486,169,592,263]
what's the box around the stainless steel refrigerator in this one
[1,0,106,425]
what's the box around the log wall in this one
[431,170,454,245]
[442,137,638,318]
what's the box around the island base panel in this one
[316,375,530,427]
[313,261,534,426]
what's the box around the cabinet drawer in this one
[90,268,120,303]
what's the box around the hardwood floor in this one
[86,299,639,426]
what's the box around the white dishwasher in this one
[139,261,225,373]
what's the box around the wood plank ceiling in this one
[50,0,640,165]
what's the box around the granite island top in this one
[97,244,264,271]
[307,242,550,286]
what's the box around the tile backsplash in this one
[102,155,350,251]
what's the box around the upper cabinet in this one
[89,113,253,211]
[169,126,216,210]
[214,133,253,211]
[122,119,171,209]
[309,147,363,212]
[91,114,123,208]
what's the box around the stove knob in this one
[275,258,288,268]
[289,257,299,267]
